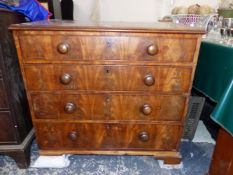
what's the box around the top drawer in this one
[18,32,198,63]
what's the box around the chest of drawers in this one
[10,20,204,164]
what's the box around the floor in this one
[0,140,214,175]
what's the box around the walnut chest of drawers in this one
[10,20,204,164]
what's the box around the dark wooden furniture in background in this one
[208,128,233,175]
[0,9,33,169]
[60,0,73,20]
[10,20,204,164]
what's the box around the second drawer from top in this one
[23,65,192,93]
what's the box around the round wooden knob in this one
[142,104,152,115]
[138,131,149,142]
[57,43,70,54]
[144,75,155,86]
[64,102,76,114]
[68,131,78,141]
[60,73,72,85]
[147,44,158,56]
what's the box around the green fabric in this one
[193,41,233,136]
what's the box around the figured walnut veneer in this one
[10,20,204,164]
[19,33,197,63]
[23,65,192,92]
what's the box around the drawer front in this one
[19,33,197,63]
[0,112,17,143]
[0,79,9,109]
[30,93,186,121]
[24,65,192,92]
[35,122,181,151]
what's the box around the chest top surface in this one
[9,19,205,34]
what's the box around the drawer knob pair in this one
[64,102,76,114]
[60,73,72,85]
[147,44,158,56]
[68,131,149,142]
[144,75,155,86]
[57,43,70,54]
[138,131,149,142]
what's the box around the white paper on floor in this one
[158,160,183,169]
[31,154,70,168]
[192,121,216,144]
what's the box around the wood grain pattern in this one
[19,33,197,63]
[35,122,181,151]
[30,92,187,121]
[23,65,192,92]
[11,20,203,164]
[208,128,233,175]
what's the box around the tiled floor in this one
[0,140,214,175]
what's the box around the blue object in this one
[0,0,51,21]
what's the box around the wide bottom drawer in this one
[35,122,181,151]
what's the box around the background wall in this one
[73,0,219,22]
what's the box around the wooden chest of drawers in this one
[10,20,204,164]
